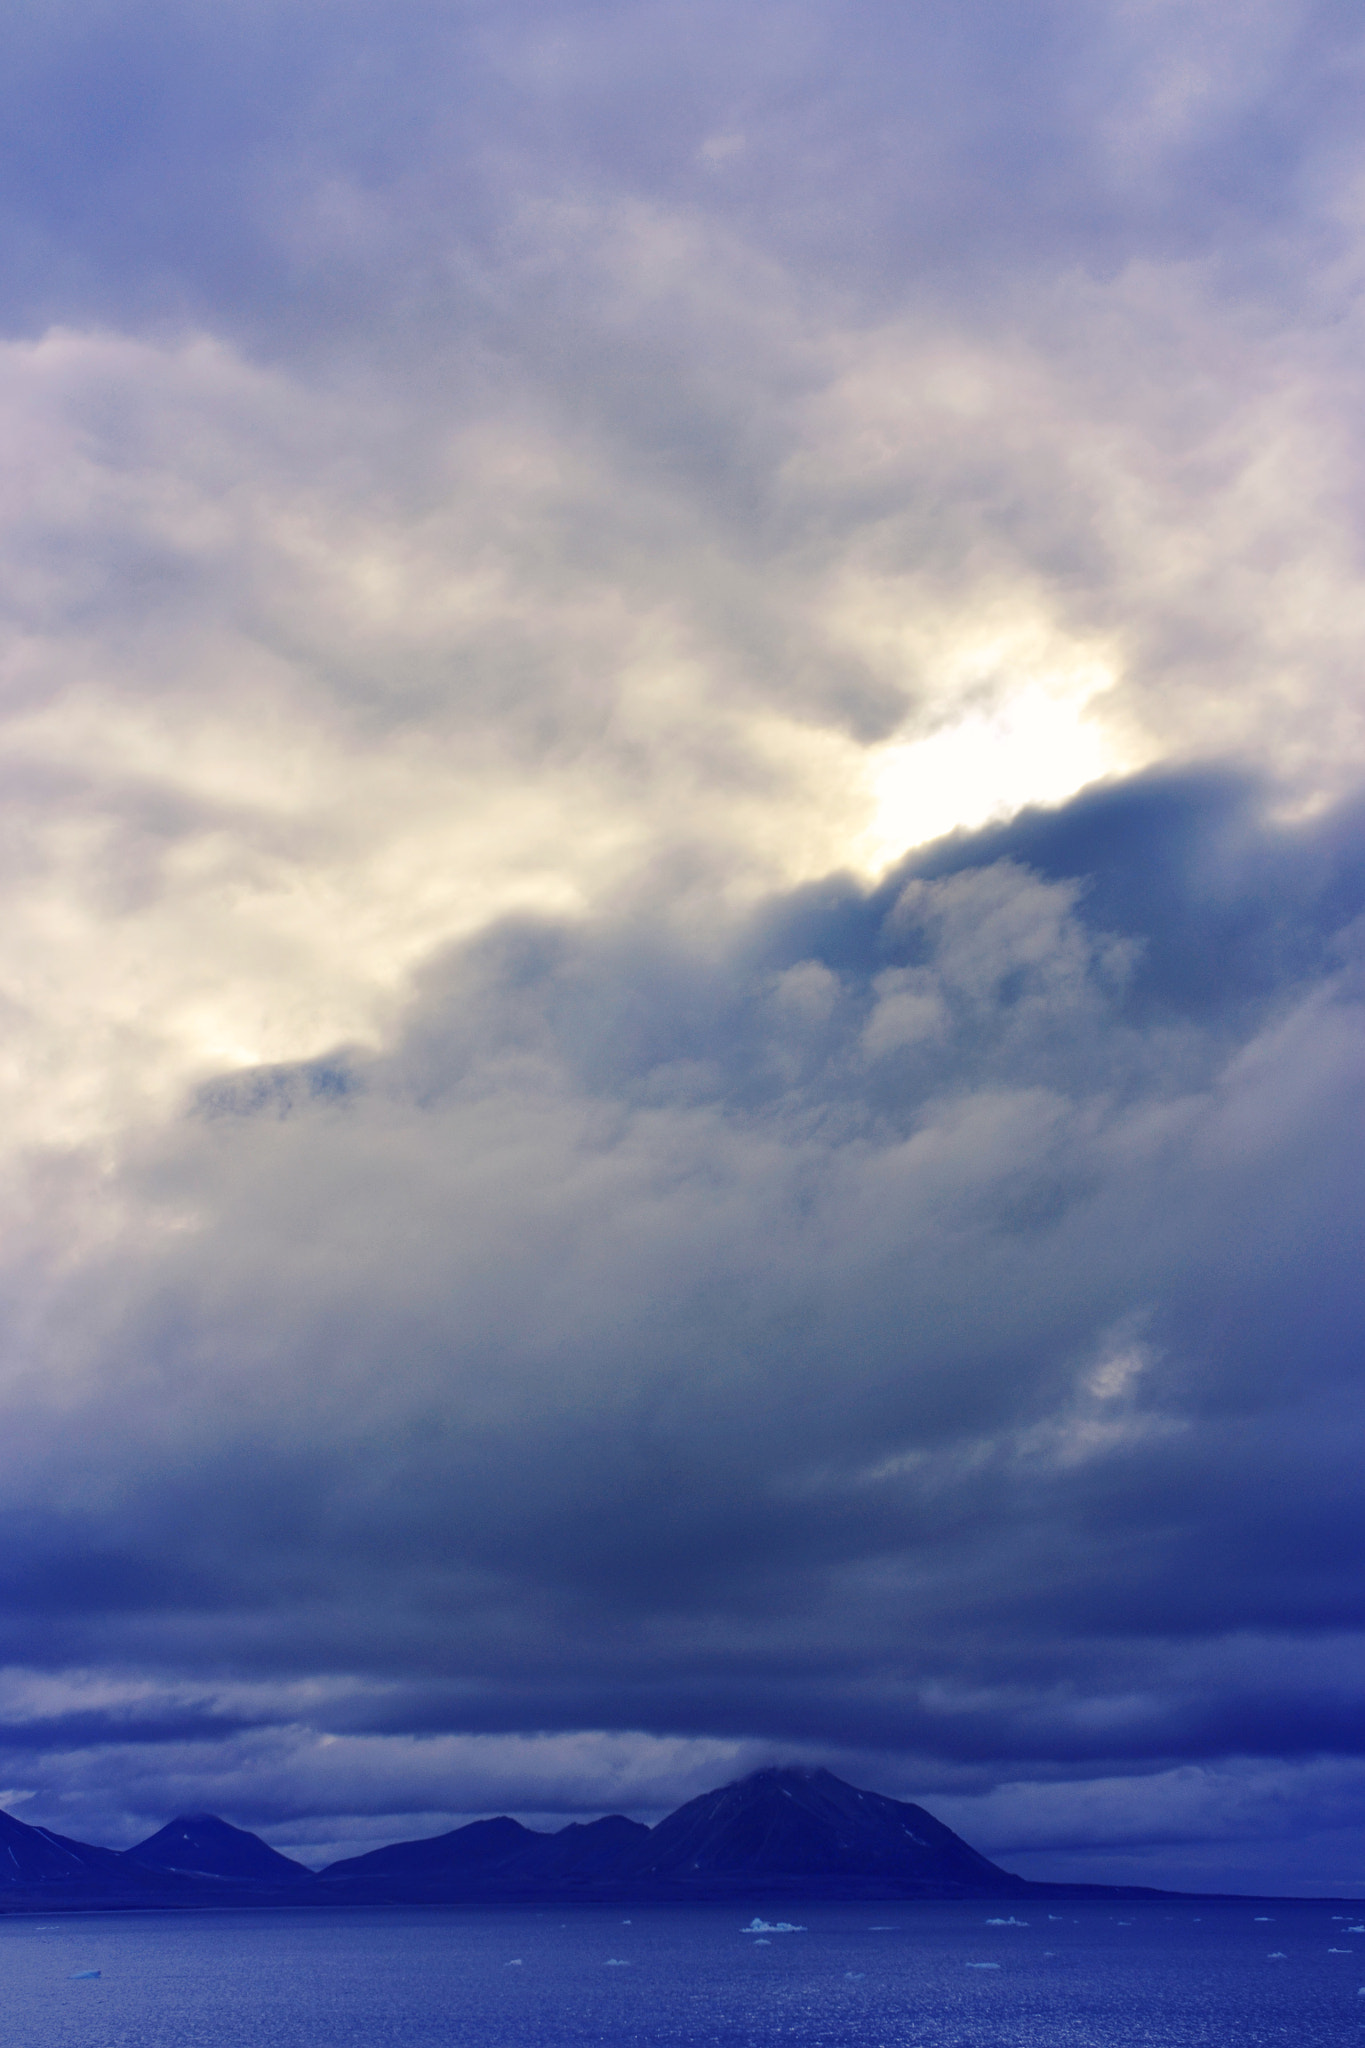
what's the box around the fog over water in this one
[1,0,1364,1896]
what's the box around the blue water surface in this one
[2,1898,1362,2046]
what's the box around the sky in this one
[0,0,1364,1895]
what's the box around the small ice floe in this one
[504,1959,523,1967]
[844,1970,865,1979]
[1329,1948,1352,1953]
[1047,1914,1063,1922]
[985,1917,1028,1926]
[1350,1926,1365,1935]
[1267,1952,1287,1960]
[604,1958,631,1967]
[868,1925,897,1932]
[1254,1916,1272,1922]
[69,1970,101,1980]
[966,1961,1001,1969]
[752,1939,771,1945]
[742,1918,805,1934]
[621,1919,631,1924]
[1116,1920,1132,1927]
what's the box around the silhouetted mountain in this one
[616,1766,1024,1897]
[321,1814,540,1886]
[124,1813,313,1885]
[509,1813,652,1882]
[315,1770,1029,1903]
[319,1810,654,1901]
[0,1804,236,1910]
[0,1767,1213,1914]
[0,1807,129,1889]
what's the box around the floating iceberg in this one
[844,1970,865,1979]
[742,1918,805,1934]
[986,1916,1028,1926]
[504,1959,523,1967]
[1267,1952,1286,1960]
[966,1960,1001,1969]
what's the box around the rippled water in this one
[2,1898,1362,2045]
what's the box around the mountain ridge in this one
[0,1764,1320,1912]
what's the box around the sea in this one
[2,1897,1362,2046]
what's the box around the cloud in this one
[3,2,1355,341]
[2,0,1365,1892]
[4,243,1365,1158]
[0,772,1363,1885]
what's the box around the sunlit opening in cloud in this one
[859,660,1131,869]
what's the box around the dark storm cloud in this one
[786,771,1365,1009]
[3,769,1363,1869]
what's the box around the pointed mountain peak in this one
[125,1812,312,1882]
[624,1765,1023,1896]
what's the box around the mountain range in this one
[0,1764,1185,1913]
